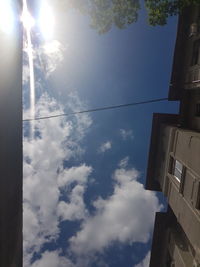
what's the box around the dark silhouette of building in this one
[0,1,23,266]
[146,5,200,267]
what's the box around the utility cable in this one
[23,97,168,122]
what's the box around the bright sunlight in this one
[0,0,15,34]
[38,1,55,40]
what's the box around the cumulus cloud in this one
[98,141,112,153]
[23,93,92,266]
[135,251,151,267]
[57,164,92,188]
[120,129,134,141]
[56,164,93,222]
[24,95,160,266]
[31,250,75,267]
[57,183,88,221]
[70,165,161,256]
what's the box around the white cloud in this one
[38,40,65,77]
[135,251,151,267]
[23,39,65,86]
[23,92,160,266]
[120,129,134,141]
[58,164,92,188]
[118,156,129,168]
[23,93,92,266]
[98,141,112,153]
[57,164,92,221]
[57,184,88,221]
[70,166,161,256]
[31,250,75,267]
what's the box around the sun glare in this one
[38,2,55,40]
[0,1,15,34]
[21,6,35,30]
[0,0,55,39]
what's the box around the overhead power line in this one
[23,97,168,122]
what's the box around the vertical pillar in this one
[0,1,22,266]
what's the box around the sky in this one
[22,1,179,266]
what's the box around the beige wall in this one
[168,226,194,267]
[159,127,200,263]
[153,125,176,188]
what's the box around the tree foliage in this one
[59,0,199,32]
[88,0,140,33]
[146,0,200,26]
[59,0,140,33]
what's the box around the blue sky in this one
[23,1,179,266]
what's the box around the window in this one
[169,157,184,184]
[195,182,200,209]
[190,23,198,36]
[191,39,200,66]
[173,160,183,182]
[195,103,200,116]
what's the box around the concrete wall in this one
[153,125,176,191]
[159,128,200,263]
[149,209,197,267]
[168,224,195,267]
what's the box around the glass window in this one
[173,160,183,182]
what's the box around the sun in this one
[21,1,35,31]
[38,2,55,40]
[0,0,55,39]
[21,10,35,31]
[21,0,55,40]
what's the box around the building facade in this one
[150,208,198,267]
[169,5,200,131]
[146,5,200,267]
[146,113,200,266]
[169,5,200,99]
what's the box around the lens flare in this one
[21,8,35,30]
[0,0,15,34]
[38,2,55,40]
[22,0,36,140]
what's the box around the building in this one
[0,1,23,266]
[169,4,200,131]
[150,207,198,267]
[146,113,200,267]
[169,5,200,100]
[146,5,200,267]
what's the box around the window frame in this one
[195,181,200,210]
[168,156,186,193]
[173,160,183,182]
[191,39,200,66]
